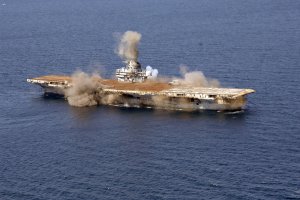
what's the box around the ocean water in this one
[0,0,300,199]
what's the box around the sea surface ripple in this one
[0,0,299,199]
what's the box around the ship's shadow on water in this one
[31,94,65,103]
[43,92,65,99]
[114,106,247,120]
[70,104,247,122]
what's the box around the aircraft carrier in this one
[27,60,255,111]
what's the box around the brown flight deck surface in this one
[30,75,173,92]
[28,75,255,97]
[33,75,72,82]
[101,79,173,92]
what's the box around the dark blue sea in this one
[1,0,299,199]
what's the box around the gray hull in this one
[43,86,246,111]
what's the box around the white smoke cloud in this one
[145,66,159,79]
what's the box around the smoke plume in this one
[145,66,159,79]
[66,71,103,107]
[117,31,141,61]
[173,65,220,87]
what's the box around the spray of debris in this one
[117,31,141,62]
[66,71,103,107]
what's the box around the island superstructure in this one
[27,59,255,111]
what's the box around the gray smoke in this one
[117,31,142,61]
[66,71,103,107]
[173,65,220,87]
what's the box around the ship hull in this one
[27,76,254,111]
[102,93,246,111]
[43,85,246,111]
[43,86,65,97]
